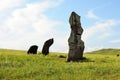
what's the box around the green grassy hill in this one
[86,48,120,55]
[0,49,120,80]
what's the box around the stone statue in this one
[42,38,54,56]
[67,12,85,62]
[27,45,38,54]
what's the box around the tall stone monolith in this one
[67,12,85,62]
[42,38,54,56]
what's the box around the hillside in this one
[0,49,26,55]
[1,48,120,55]
[86,48,120,55]
[0,48,120,80]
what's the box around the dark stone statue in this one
[27,45,38,54]
[42,38,54,56]
[67,12,85,62]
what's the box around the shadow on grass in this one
[66,57,95,63]
[78,57,95,62]
[58,55,66,58]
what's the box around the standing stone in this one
[27,45,38,54]
[67,12,85,62]
[42,38,54,56]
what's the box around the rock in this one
[67,12,85,62]
[42,38,54,56]
[117,54,119,57]
[27,45,38,54]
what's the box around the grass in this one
[0,48,120,80]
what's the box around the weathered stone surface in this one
[42,38,54,56]
[67,12,85,62]
[27,45,38,54]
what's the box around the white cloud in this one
[0,0,24,10]
[3,0,62,32]
[98,33,111,39]
[82,18,120,52]
[83,19,120,41]
[86,10,99,19]
[0,0,25,17]
[0,0,26,32]
[85,46,104,52]
[109,39,120,44]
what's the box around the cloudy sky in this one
[0,0,120,52]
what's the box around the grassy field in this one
[0,49,120,80]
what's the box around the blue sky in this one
[0,0,120,52]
